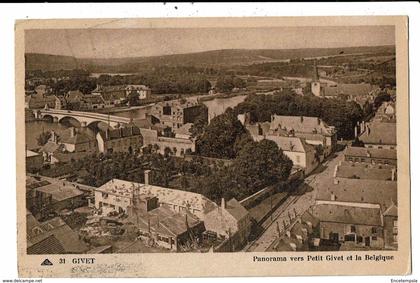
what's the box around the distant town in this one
[24,45,397,254]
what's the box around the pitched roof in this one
[335,164,395,181]
[59,128,95,144]
[35,181,84,202]
[97,126,142,141]
[324,83,375,97]
[312,203,382,226]
[225,198,249,221]
[27,235,66,254]
[97,179,218,215]
[39,141,62,153]
[83,94,105,104]
[344,146,397,160]
[252,134,310,153]
[270,115,335,136]
[359,123,396,145]
[27,217,88,253]
[316,177,397,210]
[383,202,398,217]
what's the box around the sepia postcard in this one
[15,16,410,277]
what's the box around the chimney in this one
[333,178,339,185]
[300,116,304,123]
[144,170,151,185]
[221,198,226,210]
[354,126,358,138]
[317,117,321,125]
[330,192,336,201]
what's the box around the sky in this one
[25,26,395,59]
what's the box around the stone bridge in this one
[33,108,132,128]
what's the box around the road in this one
[245,150,345,252]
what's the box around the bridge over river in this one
[33,108,133,128]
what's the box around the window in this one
[372,236,377,241]
[350,225,356,233]
[163,106,172,115]
[372,227,377,234]
[393,234,398,243]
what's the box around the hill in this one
[25,45,395,73]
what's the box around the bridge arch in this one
[58,116,82,128]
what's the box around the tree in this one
[127,91,140,106]
[37,131,51,146]
[231,139,293,195]
[196,108,248,159]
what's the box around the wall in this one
[383,215,398,249]
[320,221,384,249]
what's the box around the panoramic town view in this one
[24,26,398,254]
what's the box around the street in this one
[245,150,345,252]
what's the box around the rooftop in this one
[270,115,335,136]
[312,202,382,226]
[252,134,312,153]
[316,177,397,211]
[35,181,84,202]
[97,125,142,141]
[359,122,396,145]
[335,164,395,181]
[97,179,218,214]
[324,83,376,97]
[344,146,397,160]
[27,216,88,254]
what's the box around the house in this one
[125,198,205,252]
[316,177,397,212]
[140,127,196,157]
[149,99,204,131]
[359,122,396,149]
[324,83,376,101]
[65,90,84,110]
[124,85,152,100]
[26,149,43,172]
[27,214,89,254]
[96,125,143,154]
[334,163,396,181]
[25,95,57,109]
[382,202,398,250]
[203,198,252,249]
[269,115,337,156]
[26,176,51,211]
[268,212,318,252]
[33,180,86,215]
[59,127,97,153]
[94,176,218,220]
[373,101,396,123]
[344,146,397,166]
[54,95,67,110]
[91,85,127,106]
[252,135,318,175]
[311,201,384,249]
[80,94,106,110]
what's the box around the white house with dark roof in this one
[311,201,384,248]
[252,135,318,175]
[269,115,337,156]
